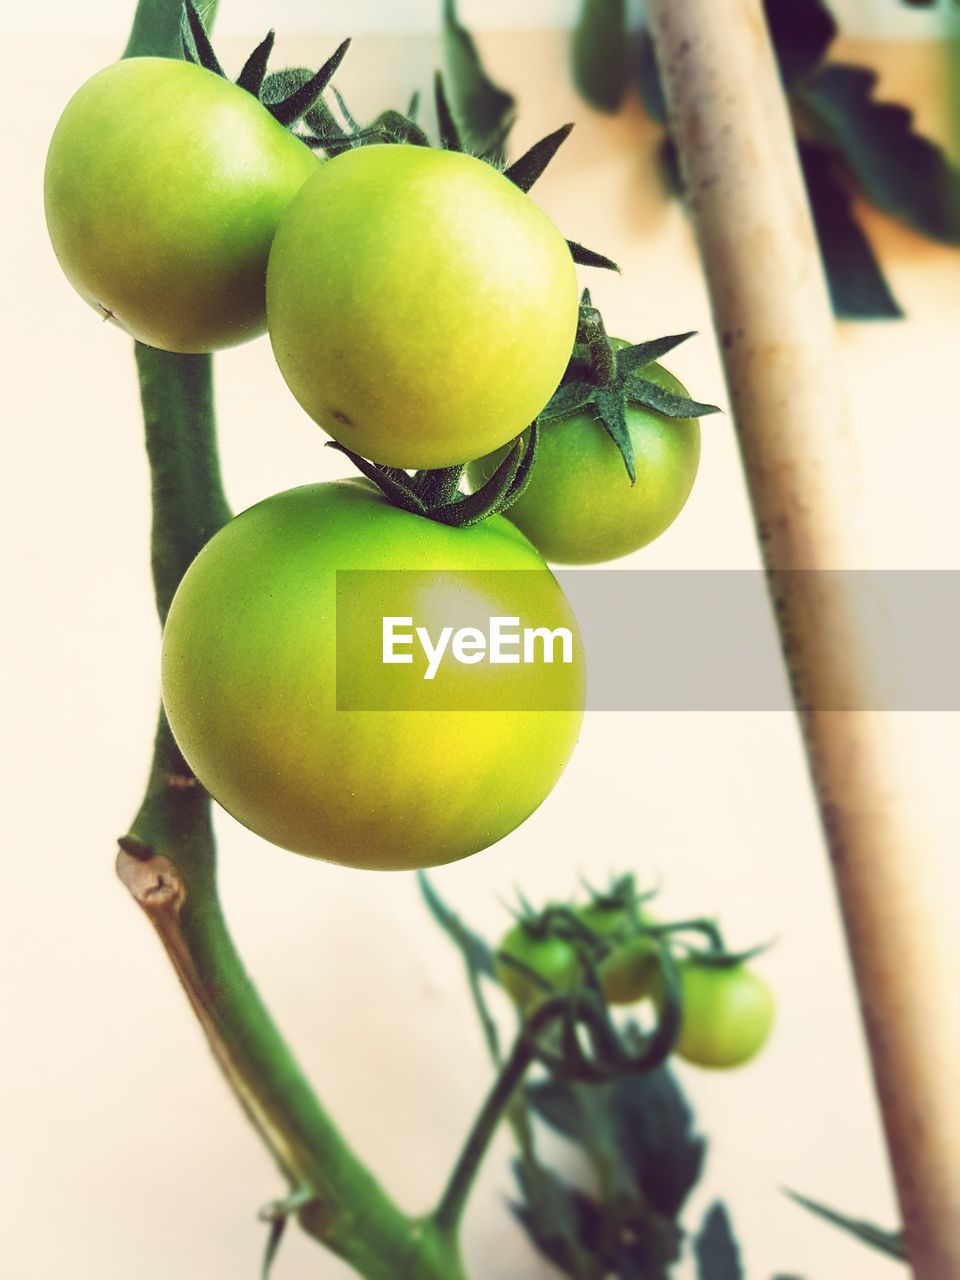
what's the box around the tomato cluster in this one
[45,26,717,872]
[496,887,775,1071]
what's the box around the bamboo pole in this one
[645,3,960,1275]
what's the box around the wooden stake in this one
[645,3,960,1274]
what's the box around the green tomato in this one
[673,961,775,1069]
[44,58,319,352]
[572,900,633,942]
[598,936,662,1005]
[496,923,581,1009]
[266,144,579,469]
[161,481,585,871]
[469,353,701,564]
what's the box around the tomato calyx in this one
[180,0,350,131]
[329,427,539,527]
[538,290,721,483]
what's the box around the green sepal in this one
[616,332,697,374]
[625,375,721,420]
[409,465,463,507]
[328,429,537,527]
[504,123,574,193]
[434,72,464,152]
[538,317,717,482]
[366,109,431,148]
[537,380,595,424]
[236,29,275,96]
[682,939,776,969]
[331,85,359,132]
[594,387,636,482]
[327,443,427,512]
[566,239,620,272]
[265,39,351,127]
[429,427,539,526]
[180,0,225,77]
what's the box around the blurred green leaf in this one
[764,0,836,86]
[417,872,496,977]
[573,0,627,114]
[695,1203,743,1280]
[800,144,902,318]
[798,62,960,244]
[786,1190,908,1261]
[441,0,516,160]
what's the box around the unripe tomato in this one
[161,481,585,871]
[44,58,319,352]
[496,923,581,1009]
[266,144,579,469]
[673,961,775,1069]
[469,354,701,564]
[598,936,662,1005]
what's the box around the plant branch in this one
[433,1028,535,1236]
[115,4,467,1277]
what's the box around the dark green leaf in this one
[505,124,574,192]
[181,0,225,77]
[800,144,902,318]
[785,1190,908,1260]
[695,1202,743,1280]
[572,0,627,113]
[625,377,720,420]
[616,332,696,375]
[798,62,960,244]
[595,387,636,481]
[656,137,684,198]
[261,1215,287,1280]
[442,0,516,160]
[637,33,667,126]
[417,872,496,977]
[510,1160,602,1274]
[567,240,621,272]
[236,30,275,97]
[764,0,836,87]
[608,1069,706,1219]
[266,39,351,128]
[434,72,464,152]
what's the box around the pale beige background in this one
[3,17,959,1280]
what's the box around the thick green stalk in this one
[116,5,465,1277]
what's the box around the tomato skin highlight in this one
[44,58,319,352]
[160,481,585,871]
[470,359,701,565]
[672,962,775,1069]
[266,144,579,469]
